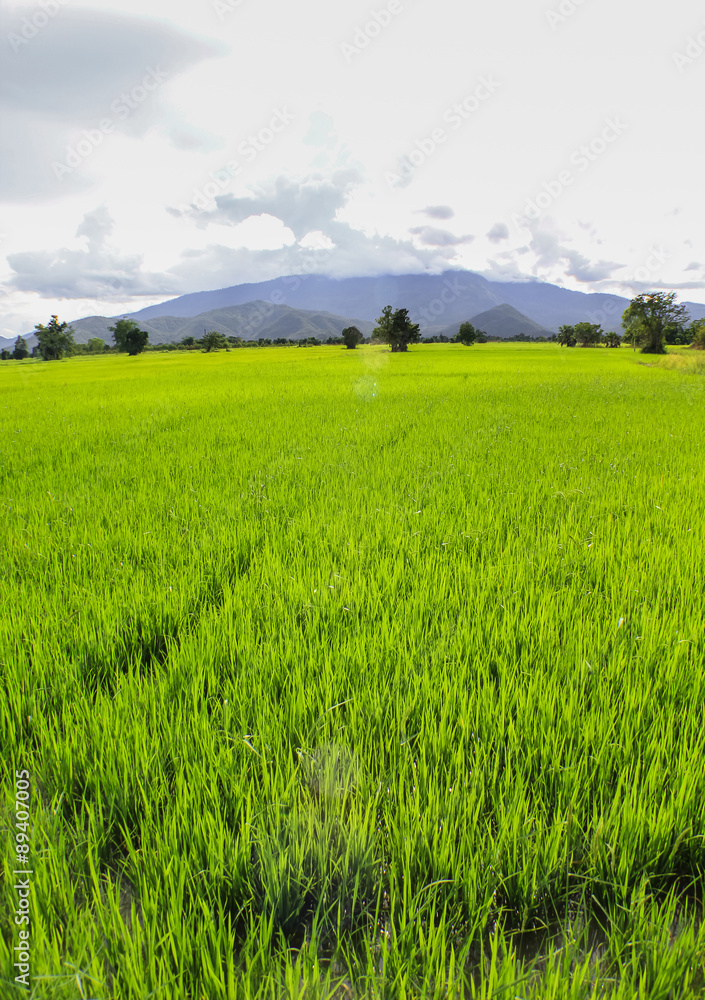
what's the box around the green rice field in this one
[1,343,704,998]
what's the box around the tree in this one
[86,338,105,353]
[574,321,602,347]
[664,321,689,345]
[341,325,363,350]
[690,318,705,350]
[34,315,76,360]
[604,331,621,348]
[202,330,228,352]
[109,318,149,355]
[12,336,29,360]
[373,305,421,353]
[1,349,10,360]
[557,324,577,347]
[455,321,478,346]
[621,292,688,354]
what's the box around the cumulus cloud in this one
[408,226,474,247]
[685,261,702,272]
[486,222,509,243]
[5,206,177,299]
[165,170,460,287]
[528,228,623,283]
[173,170,363,238]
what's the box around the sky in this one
[2,0,705,338]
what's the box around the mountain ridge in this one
[4,270,705,349]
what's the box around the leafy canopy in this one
[621,292,689,354]
[455,322,480,346]
[372,306,420,353]
[341,326,363,350]
[109,318,149,356]
[202,330,228,352]
[34,315,76,361]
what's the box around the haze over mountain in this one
[4,270,705,350]
[127,270,705,333]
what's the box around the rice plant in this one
[1,344,703,997]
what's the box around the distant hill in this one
[441,304,554,340]
[127,270,705,334]
[10,302,375,350]
[128,271,500,327]
[5,269,705,350]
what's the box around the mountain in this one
[5,270,705,349]
[127,270,705,334]
[129,271,501,328]
[8,303,375,350]
[440,304,554,340]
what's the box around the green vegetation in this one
[621,292,689,355]
[373,306,421,353]
[109,319,150,356]
[1,344,704,997]
[12,336,29,360]
[202,330,229,352]
[34,315,76,361]
[342,326,364,350]
[454,322,485,347]
[691,319,705,350]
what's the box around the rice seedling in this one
[1,344,703,997]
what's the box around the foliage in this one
[86,338,105,353]
[604,331,621,348]
[202,330,229,352]
[0,349,11,360]
[689,318,705,350]
[664,321,691,345]
[372,305,421,352]
[455,321,479,346]
[557,324,577,347]
[1,346,704,996]
[574,321,602,347]
[34,314,76,360]
[621,291,689,354]
[12,335,29,360]
[341,325,363,350]
[109,318,150,355]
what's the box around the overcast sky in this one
[2,0,705,337]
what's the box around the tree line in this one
[3,293,704,361]
[557,293,705,352]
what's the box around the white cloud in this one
[486,222,509,243]
[5,206,176,299]
[1,0,704,338]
